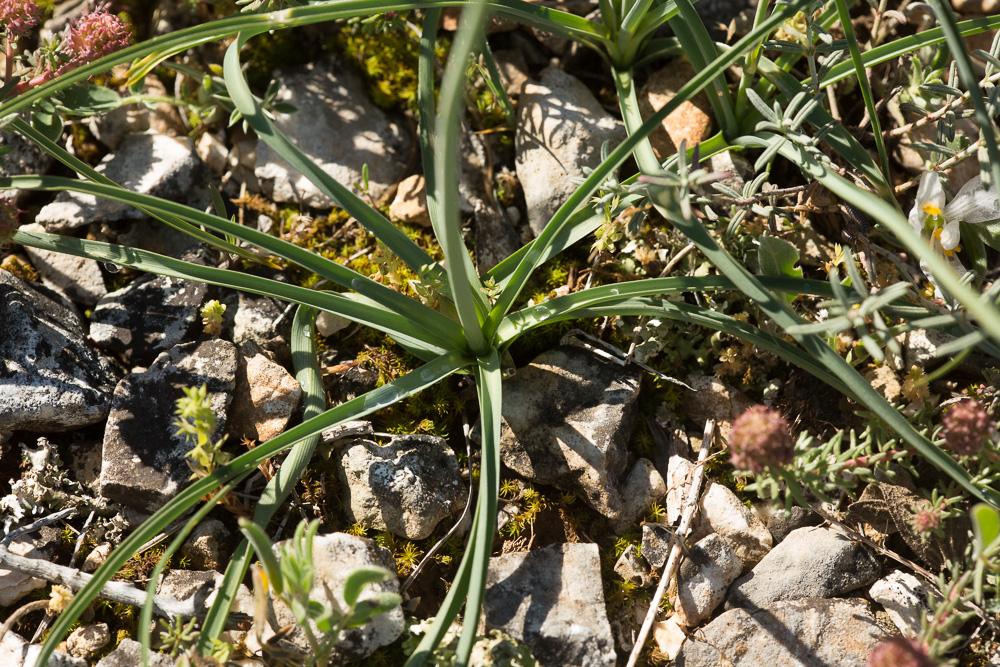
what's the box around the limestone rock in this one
[0,631,83,667]
[255,59,411,208]
[99,340,237,512]
[66,624,110,659]
[638,62,713,158]
[336,434,463,540]
[252,533,405,662]
[676,597,886,667]
[485,543,617,667]
[37,133,203,233]
[228,352,301,442]
[515,67,625,235]
[726,526,881,609]
[20,224,106,305]
[96,639,173,667]
[668,455,773,565]
[0,535,51,606]
[614,544,653,588]
[388,174,431,227]
[500,346,662,530]
[233,293,292,357]
[89,275,206,366]
[0,270,117,432]
[672,534,743,627]
[869,570,929,637]
[181,518,230,571]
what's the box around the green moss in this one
[333,15,423,111]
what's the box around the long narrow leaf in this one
[430,0,491,353]
[196,305,328,648]
[12,227,458,356]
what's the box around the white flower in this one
[908,172,1000,257]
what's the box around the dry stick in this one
[0,545,249,627]
[626,419,716,667]
[0,599,48,646]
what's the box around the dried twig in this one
[626,419,715,667]
[0,545,249,627]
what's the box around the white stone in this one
[869,570,929,637]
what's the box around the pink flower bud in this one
[942,399,994,456]
[728,405,794,473]
[868,638,936,667]
[0,0,41,38]
[911,506,941,535]
[62,8,130,64]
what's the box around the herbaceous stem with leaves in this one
[0,0,998,664]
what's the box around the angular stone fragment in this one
[0,270,118,433]
[515,68,625,235]
[251,533,404,663]
[869,570,929,637]
[89,275,206,366]
[672,534,743,627]
[96,639,173,667]
[228,352,301,442]
[99,340,237,512]
[638,61,713,158]
[21,224,107,305]
[485,543,617,667]
[500,346,662,529]
[336,434,463,540]
[726,526,881,609]
[668,455,773,565]
[255,59,410,208]
[676,598,886,667]
[37,133,202,233]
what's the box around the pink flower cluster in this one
[728,405,795,473]
[867,638,935,667]
[61,8,130,65]
[0,0,41,39]
[942,399,994,456]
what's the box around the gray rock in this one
[233,293,292,356]
[37,133,203,233]
[515,67,625,235]
[614,544,653,588]
[252,532,404,662]
[726,526,881,610]
[869,570,929,637]
[89,275,206,365]
[500,346,662,529]
[0,631,84,667]
[181,518,230,571]
[672,534,743,627]
[669,456,772,565]
[0,270,118,432]
[641,523,674,569]
[485,543,617,667]
[20,224,107,305]
[0,534,51,606]
[228,352,301,442]
[157,569,252,617]
[755,502,818,543]
[336,434,463,540]
[0,131,50,208]
[66,623,110,659]
[99,339,237,512]
[96,639,173,667]
[676,597,886,667]
[255,59,410,208]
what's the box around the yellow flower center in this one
[921,203,942,217]
[931,227,961,256]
